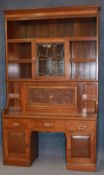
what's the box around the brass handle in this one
[49,95,53,100]
[78,125,87,130]
[43,123,53,128]
[12,122,21,127]
[68,146,71,151]
[82,94,87,100]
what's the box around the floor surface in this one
[0,149,104,175]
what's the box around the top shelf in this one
[7,17,97,39]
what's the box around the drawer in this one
[3,119,28,129]
[84,83,97,97]
[67,120,96,132]
[30,119,66,132]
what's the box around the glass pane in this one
[36,43,65,76]
[71,135,91,158]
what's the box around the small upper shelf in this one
[71,58,96,63]
[8,59,33,63]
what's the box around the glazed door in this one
[34,39,69,80]
[66,131,96,164]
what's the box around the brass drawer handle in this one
[78,125,87,130]
[43,123,53,128]
[49,95,53,100]
[12,122,21,127]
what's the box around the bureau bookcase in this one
[2,6,99,171]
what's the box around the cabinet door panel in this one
[4,129,28,158]
[8,131,26,154]
[71,135,90,158]
[66,132,96,164]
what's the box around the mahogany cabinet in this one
[2,6,99,171]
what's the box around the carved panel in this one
[28,87,76,105]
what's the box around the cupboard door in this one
[71,135,90,158]
[66,132,96,164]
[4,129,28,159]
[36,42,65,77]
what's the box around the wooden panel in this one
[67,120,96,132]
[30,119,66,132]
[74,18,96,37]
[30,132,39,163]
[8,82,20,97]
[8,43,31,60]
[71,135,90,158]
[84,83,97,97]
[4,129,27,158]
[66,131,96,164]
[24,85,77,114]
[8,131,26,154]
[4,6,99,20]
[3,127,39,166]
[70,41,96,59]
[66,163,96,171]
[28,87,76,105]
[83,100,96,114]
[71,62,96,80]
[8,63,32,79]
[7,99,21,113]
[7,17,96,39]
[4,119,29,129]
[82,83,98,114]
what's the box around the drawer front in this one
[67,120,96,132]
[84,83,97,98]
[30,119,66,132]
[3,119,28,129]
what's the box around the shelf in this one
[8,59,33,63]
[70,58,96,63]
[69,36,97,41]
[7,36,97,43]
[7,38,32,43]
[6,79,98,82]
[7,78,33,81]
[70,79,97,82]
[82,97,97,101]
